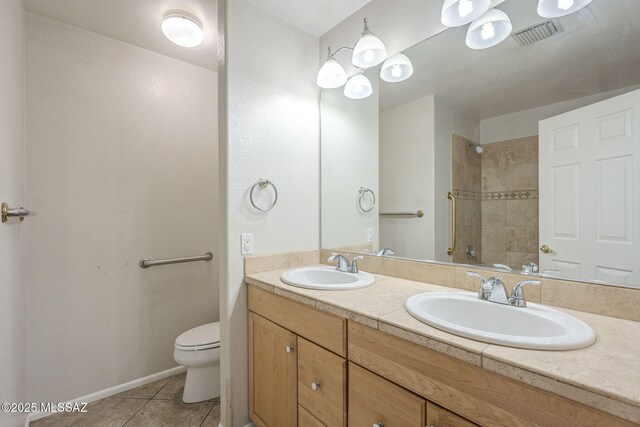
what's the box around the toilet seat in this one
[175,322,220,352]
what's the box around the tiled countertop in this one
[245,266,640,424]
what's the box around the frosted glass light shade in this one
[162,11,204,47]
[344,73,373,99]
[352,32,387,68]
[380,53,414,83]
[537,0,592,18]
[441,0,491,27]
[317,58,348,89]
[466,9,512,50]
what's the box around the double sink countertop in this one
[245,265,640,424]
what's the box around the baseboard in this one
[25,366,187,426]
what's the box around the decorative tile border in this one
[451,189,539,201]
[482,190,539,200]
[451,190,482,200]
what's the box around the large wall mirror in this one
[321,0,640,288]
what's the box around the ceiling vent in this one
[512,20,564,47]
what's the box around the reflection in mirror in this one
[321,0,640,287]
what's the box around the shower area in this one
[451,134,540,270]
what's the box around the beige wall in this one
[0,1,27,426]
[220,0,320,425]
[25,13,218,403]
[379,97,434,259]
[321,78,379,251]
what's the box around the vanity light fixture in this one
[441,0,491,27]
[352,18,388,68]
[161,11,204,48]
[537,0,592,18]
[317,48,348,89]
[380,53,414,83]
[344,72,373,100]
[466,9,512,50]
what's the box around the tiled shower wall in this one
[481,136,539,269]
[451,134,482,265]
[451,135,539,269]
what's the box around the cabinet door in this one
[427,402,479,427]
[249,313,297,427]
[299,405,327,427]
[298,337,346,426]
[349,362,425,427]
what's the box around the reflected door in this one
[539,89,640,286]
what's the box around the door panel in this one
[539,89,640,286]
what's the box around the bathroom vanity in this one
[245,262,640,427]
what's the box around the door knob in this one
[540,244,552,254]
[311,382,320,391]
[373,423,384,427]
[285,345,294,353]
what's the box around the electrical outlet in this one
[241,233,254,255]
[367,228,375,243]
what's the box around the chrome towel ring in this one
[358,187,376,212]
[250,178,278,211]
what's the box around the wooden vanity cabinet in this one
[248,285,346,427]
[248,313,297,427]
[248,283,636,427]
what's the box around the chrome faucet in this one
[328,253,364,273]
[467,272,541,308]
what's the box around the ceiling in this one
[378,0,640,119]
[248,0,373,36]
[25,0,218,71]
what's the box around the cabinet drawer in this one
[298,337,346,427]
[248,285,346,356]
[349,362,425,427]
[427,402,478,427]
[299,405,327,427]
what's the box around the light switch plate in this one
[241,233,254,255]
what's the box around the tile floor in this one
[31,372,220,427]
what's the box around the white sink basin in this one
[281,267,375,290]
[405,292,596,350]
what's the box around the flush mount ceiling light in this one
[380,53,414,83]
[352,18,387,68]
[537,0,592,18]
[344,72,373,100]
[162,11,204,48]
[441,0,491,27]
[317,48,348,89]
[466,9,512,50]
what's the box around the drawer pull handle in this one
[373,423,384,427]
[285,345,294,353]
[311,382,320,391]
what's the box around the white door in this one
[539,89,640,286]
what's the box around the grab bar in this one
[447,192,456,256]
[380,209,424,218]
[139,252,213,269]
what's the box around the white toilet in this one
[173,322,221,403]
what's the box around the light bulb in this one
[380,53,414,83]
[364,50,374,63]
[481,22,495,40]
[391,65,402,78]
[344,73,373,99]
[354,84,364,93]
[458,0,474,18]
[558,0,574,10]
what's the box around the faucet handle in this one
[350,255,364,273]
[510,280,541,307]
